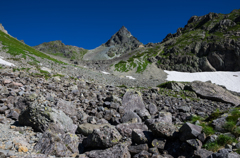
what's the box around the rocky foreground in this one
[0,61,240,158]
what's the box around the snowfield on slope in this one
[165,70,240,93]
[0,57,15,66]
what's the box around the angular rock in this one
[145,112,172,129]
[178,106,191,113]
[193,149,213,158]
[150,122,177,138]
[186,139,202,150]
[19,100,77,133]
[209,149,236,158]
[86,144,131,158]
[133,150,152,158]
[83,125,122,149]
[165,82,185,91]
[34,131,79,157]
[212,116,228,132]
[199,57,217,72]
[77,123,111,136]
[190,81,240,106]
[179,122,202,141]
[152,138,166,150]
[121,111,142,123]
[132,129,153,144]
[56,99,77,116]
[149,103,158,115]
[116,123,148,137]
[128,144,149,154]
[0,105,8,113]
[0,149,14,158]
[148,147,160,156]
[122,90,150,119]
[158,112,173,124]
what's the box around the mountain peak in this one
[119,25,128,31]
[0,24,8,34]
[105,26,142,47]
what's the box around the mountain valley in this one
[0,8,240,158]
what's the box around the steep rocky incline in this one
[104,26,143,58]
[157,9,240,72]
[112,9,240,73]
[0,63,240,157]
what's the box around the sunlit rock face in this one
[0,24,8,34]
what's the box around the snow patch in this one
[126,76,136,80]
[0,58,15,66]
[41,67,51,73]
[164,70,240,93]
[101,71,110,75]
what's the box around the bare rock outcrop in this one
[0,24,8,34]
[190,81,240,106]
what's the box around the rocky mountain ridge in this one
[34,40,88,61]
[31,9,240,74]
[110,9,240,74]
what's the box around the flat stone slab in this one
[190,81,240,106]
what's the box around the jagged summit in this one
[0,24,8,34]
[105,26,142,47]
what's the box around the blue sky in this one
[0,0,239,49]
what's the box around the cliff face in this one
[157,9,240,72]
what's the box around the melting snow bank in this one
[0,57,15,66]
[126,76,136,80]
[101,71,110,75]
[164,70,240,93]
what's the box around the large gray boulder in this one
[83,125,122,149]
[179,122,202,141]
[212,115,228,132]
[19,100,77,133]
[56,99,77,116]
[122,90,150,119]
[145,112,173,129]
[86,144,131,158]
[208,149,240,158]
[128,144,149,154]
[34,131,79,157]
[121,111,142,123]
[150,122,177,138]
[190,81,240,106]
[132,129,153,144]
[193,149,213,158]
[116,123,148,137]
[77,123,111,136]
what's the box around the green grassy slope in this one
[0,31,66,65]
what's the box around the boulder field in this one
[0,64,240,158]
